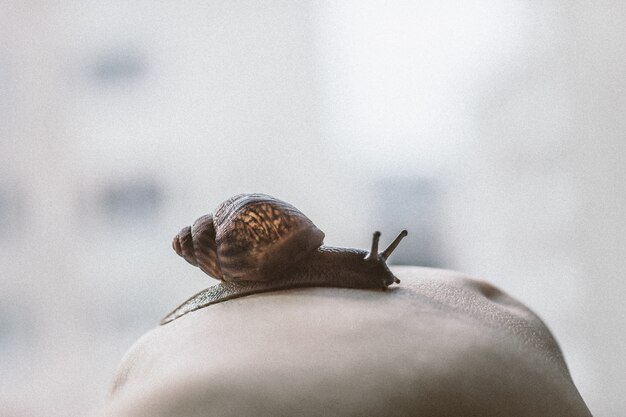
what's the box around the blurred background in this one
[1,1,624,416]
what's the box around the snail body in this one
[162,193,407,324]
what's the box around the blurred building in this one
[1,1,624,416]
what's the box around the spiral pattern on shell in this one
[172,194,325,282]
[172,213,222,279]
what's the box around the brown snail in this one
[161,193,407,325]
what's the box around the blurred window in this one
[0,183,22,237]
[89,49,146,85]
[0,297,34,360]
[376,177,443,267]
[99,178,163,226]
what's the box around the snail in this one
[161,193,407,325]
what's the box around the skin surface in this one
[95,266,592,417]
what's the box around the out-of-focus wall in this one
[0,2,338,415]
[1,1,624,416]
[447,4,626,415]
[315,3,625,416]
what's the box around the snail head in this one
[364,230,408,286]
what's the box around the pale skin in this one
[95,266,592,417]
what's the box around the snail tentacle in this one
[381,230,408,260]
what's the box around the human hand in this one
[95,266,592,417]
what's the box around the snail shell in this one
[172,194,325,282]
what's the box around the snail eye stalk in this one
[381,230,408,260]
[365,231,381,262]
